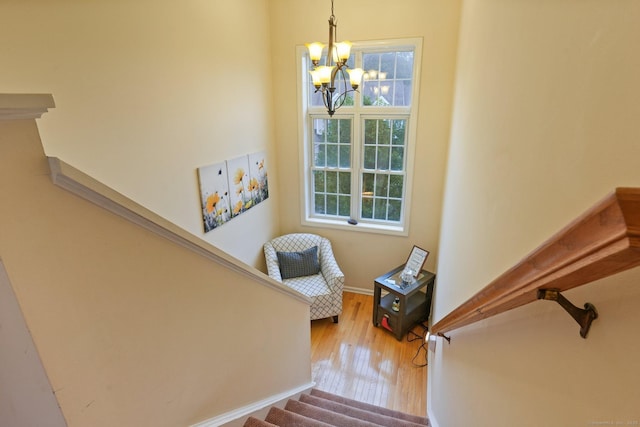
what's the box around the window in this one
[298,38,422,235]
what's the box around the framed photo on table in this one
[405,245,429,277]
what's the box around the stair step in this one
[299,394,426,427]
[264,406,334,427]
[243,389,430,427]
[310,389,429,426]
[243,416,279,427]
[284,399,381,426]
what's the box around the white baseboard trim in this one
[190,382,316,427]
[344,286,373,296]
[427,407,440,427]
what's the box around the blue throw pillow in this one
[277,246,320,279]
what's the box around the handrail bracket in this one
[537,289,598,339]
[437,332,451,344]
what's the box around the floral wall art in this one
[197,151,269,233]
[249,152,269,205]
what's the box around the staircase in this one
[243,389,430,427]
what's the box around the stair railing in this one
[431,187,640,340]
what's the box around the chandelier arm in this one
[322,87,334,116]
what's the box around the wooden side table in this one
[373,265,436,340]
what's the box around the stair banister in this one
[431,187,640,339]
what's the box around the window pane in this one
[314,171,325,193]
[379,120,391,144]
[362,173,374,194]
[363,53,379,73]
[375,174,389,197]
[389,175,404,198]
[376,146,390,170]
[312,124,325,142]
[361,197,373,219]
[338,195,351,216]
[339,120,351,144]
[339,145,350,168]
[364,146,376,169]
[327,144,338,167]
[314,194,325,214]
[338,171,351,194]
[396,52,414,79]
[326,171,337,193]
[390,147,404,170]
[374,198,388,220]
[388,199,402,221]
[362,85,374,106]
[327,195,338,215]
[327,119,339,141]
[364,120,377,145]
[313,144,325,167]
[394,80,412,106]
[392,120,406,145]
[380,52,395,79]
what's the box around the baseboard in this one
[344,286,373,296]
[190,382,316,427]
[427,407,440,427]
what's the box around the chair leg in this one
[332,315,339,323]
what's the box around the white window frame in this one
[297,38,423,236]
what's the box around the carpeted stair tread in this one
[264,406,335,427]
[285,399,384,426]
[243,416,279,427]
[299,394,426,427]
[310,389,429,426]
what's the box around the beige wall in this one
[269,0,462,290]
[0,0,279,268]
[0,258,67,427]
[0,117,312,427]
[430,1,640,425]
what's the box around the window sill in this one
[302,217,408,237]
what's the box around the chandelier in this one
[306,0,364,116]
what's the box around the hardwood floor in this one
[310,292,429,417]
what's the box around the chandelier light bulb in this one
[317,66,335,85]
[347,68,364,89]
[309,69,323,89]
[306,42,325,64]
[334,41,352,63]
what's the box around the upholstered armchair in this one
[264,233,344,323]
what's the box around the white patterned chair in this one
[264,233,344,323]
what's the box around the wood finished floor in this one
[310,292,429,417]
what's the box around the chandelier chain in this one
[330,0,336,40]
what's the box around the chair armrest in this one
[263,242,283,282]
[319,239,344,291]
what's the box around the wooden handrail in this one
[431,187,640,336]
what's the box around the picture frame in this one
[404,245,429,277]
